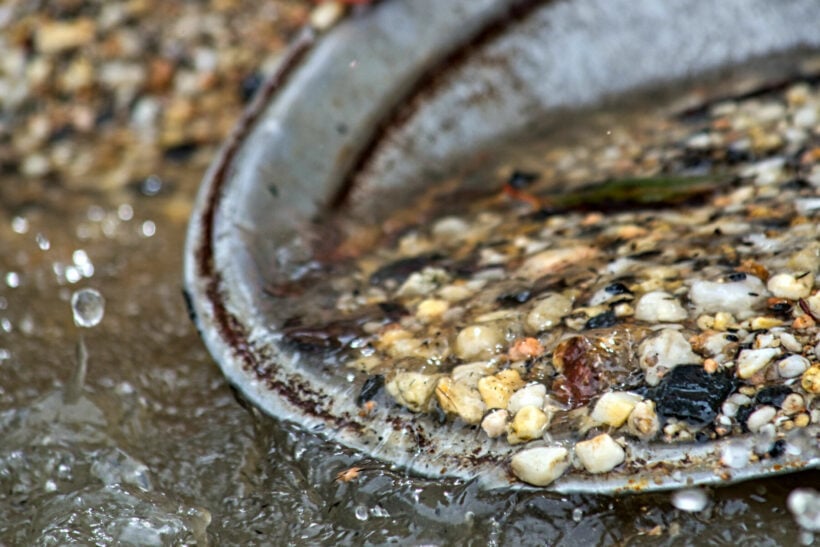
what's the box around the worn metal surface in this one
[185,0,820,493]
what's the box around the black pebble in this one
[649,365,735,425]
[604,282,632,295]
[755,385,792,408]
[356,375,384,407]
[584,309,617,330]
[507,170,539,189]
[496,288,532,307]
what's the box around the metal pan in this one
[184,0,820,493]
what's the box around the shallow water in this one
[0,140,816,546]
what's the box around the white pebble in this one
[309,1,345,30]
[454,324,504,360]
[574,433,625,474]
[591,391,642,427]
[481,409,508,438]
[634,291,688,322]
[510,446,570,486]
[746,405,777,432]
[627,400,660,440]
[672,488,709,512]
[767,273,813,300]
[742,156,784,186]
[779,332,803,353]
[638,329,700,386]
[778,354,810,379]
[721,441,751,468]
[689,276,768,319]
[737,347,781,379]
[507,383,547,415]
[525,293,572,333]
[788,488,820,532]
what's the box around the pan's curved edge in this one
[185,0,820,495]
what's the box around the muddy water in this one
[0,147,816,546]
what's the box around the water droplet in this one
[672,488,709,512]
[354,505,369,521]
[11,216,28,234]
[572,507,583,522]
[141,175,163,196]
[370,505,389,518]
[65,266,82,284]
[71,288,105,328]
[0,348,10,360]
[118,203,134,221]
[87,205,105,222]
[72,249,94,277]
[464,511,475,525]
[141,220,156,237]
[43,479,57,492]
[1,318,12,333]
[5,272,19,288]
[35,233,50,251]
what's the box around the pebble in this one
[477,369,525,409]
[802,364,820,394]
[510,446,570,486]
[634,291,688,322]
[778,354,810,378]
[481,409,509,438]
[310,1,345,31]
[507,383,547,415]
[455,324,505,360]
[638,329,700,386]
[517,246,598,280]
[507,405,550,444]
[590,391,642,427]
[746,405,776,432]
[434,378,485,424]
[627,400,660,441]
[689,276,768,319]
[385,372,440,413]
[35,19,97,54]
[574,433,625,474]
[671,488,709,512]
[736,347,781,379]
[788,489,820,532]
[767,273,813,300]
[525,293,573,333]
[721,441,751,469]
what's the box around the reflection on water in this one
[0,162,816,545]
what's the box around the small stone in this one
[455,324,504,360]
[481,409,508,438]
[435,378,485,424]
[416,299,449,322]
[591,391,642,427]
[35,19,96,53]
[517,246,598,280]
[510,446,570,486]
[778,355,810,378]
[638,329,700,386]
[721,441,751,468]
[507,405,550,445]
[788,489,820,532]
[782,393,805,416]
[779,332,803,353]
[451,362,496,388]
[802,364,820,394]
[507,383,547,415]
[309,1,345,31]
[746,405,776,432]
[737,347,781,379]
[767,273,813,300]
[634,291,688,322]
[672,488,709,512]
[385,372,440,413]
[525,293,573,333]
[689,276,768,319]
[628,400,660,441]
[574,433,625,474]
[478,369,525,409]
